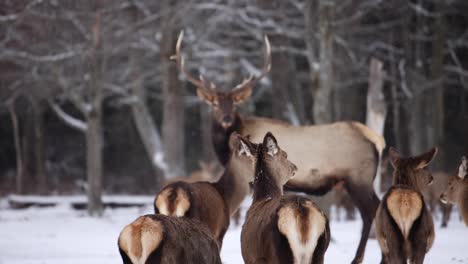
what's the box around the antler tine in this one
[171,30,206,89]
[233,35,272,91]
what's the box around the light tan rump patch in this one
[118,216,164,264]
[387,189,423,239]
[155,188,172,215]
[277,201,326,264]
[155,187,191,217]
[174,188,191,216]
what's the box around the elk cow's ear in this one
[415,147,438,169]
[389,147,401,169]
[231,87,252,105]
[196,88,216,105]
[263,132,278,156]
[238,138,253,157]
[458,156,467,179]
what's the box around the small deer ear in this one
[389,147,400,169]
[415,147,438,169]
[231,87,252,105]
[263,132,278,156]
[458,156,467,179]
[238,138,253,157]
[196,88,216,105]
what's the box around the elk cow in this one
[154,132,256,248]
[172,31,384,263]
[241,132,330,264]
[118,214,221,264]
[375,147,437,264]
[440,156,468,226]
[424,171,453,227]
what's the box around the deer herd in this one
[118,31,467,264]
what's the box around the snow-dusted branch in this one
[50,102,88,132]
[2,49,79,62]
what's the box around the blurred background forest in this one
[1,0,467,209]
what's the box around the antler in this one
[233,35,272,92]
[171,31,212,90]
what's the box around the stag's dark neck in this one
[252,148,283,202]
[212,114,242,166]
[213,157,250,216]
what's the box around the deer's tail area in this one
[118,215,164,264]
[277,198,328,264]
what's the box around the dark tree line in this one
[1,0,467,215]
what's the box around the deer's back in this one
[154,181,229,247]
[118,214,221,264]
[241,119,382,187]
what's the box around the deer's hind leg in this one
[346,180,380,264]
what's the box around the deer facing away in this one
[440,156,468,226]
[118,214,221,264]
[241,132,330,264]
[375,147,437,264]
[153,132,256,248]
[172,30,384,264]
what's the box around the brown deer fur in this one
[440,156,468,226]
[172,32,384,263]
[154,132,256,248]
[241,132,330,264]
[375,147,437,264]
[118,214,221,264]
[161,161,220,187]
[424,171,453,227]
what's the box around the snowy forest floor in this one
[0,196,467,264]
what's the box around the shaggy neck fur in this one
[252,145,282,202]
[212,113,242,166]
[214,151,251,216]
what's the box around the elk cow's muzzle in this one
[440,194,448,204]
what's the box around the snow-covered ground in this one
[0,197,466,264]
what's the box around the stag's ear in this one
[389,147,401,169]
[263,132,278,156]
[458,156,467,179]
[196,88,217,105]
[415,147,438,169]
[231,87,252,105]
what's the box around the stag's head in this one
[171,31,271,130]
[389,147,438,191]
[440,156,467,204]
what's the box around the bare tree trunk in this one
[87,13,104,216]
[270,39,291,121]
[366,58,387,196]
[31,98,47,194]
[8,103,24,194]
[428,7,445,170]
[160,14,185,178]
[313,1,335,124]
[130,77,169,185]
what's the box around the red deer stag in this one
[440,156,468,226]
[118,214,221,264]
[375,147,437,264]
[154,132,256,248]
[172,30,384,264]
[241,132,330,264]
